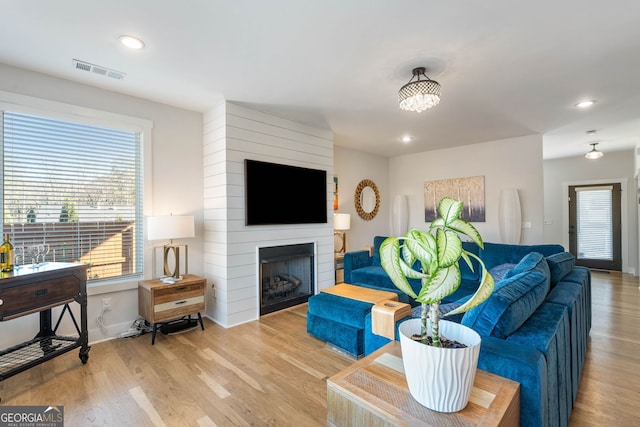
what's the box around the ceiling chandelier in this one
[585,143,604,160]
[398,67,441,113]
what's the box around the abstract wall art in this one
[424,175,485,222]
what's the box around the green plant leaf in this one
[437,197,463,226]
[399,258,427,280]
[401,244,415,266]
[446,253,495,315]
[416,264,461,304]
[380,237,419,299]
[407,229,436,250]
[436,228,462,268]
[448,218,484,248]
[429,217,445,229]
[404,233,436,266]
[459,250,474,272]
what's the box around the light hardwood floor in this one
[568,271,640,426]
[0,271,638,426]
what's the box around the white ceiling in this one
[2,0,640,159]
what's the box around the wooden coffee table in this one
[327,341,520,426]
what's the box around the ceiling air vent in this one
[72,59,126,80]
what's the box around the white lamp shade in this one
[333,213,351,231]
[498,189,522,244]
[147,215,195,241]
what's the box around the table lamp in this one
[147,215,195,280]
[334,213,351,254]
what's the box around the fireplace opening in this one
[259,243,314,315]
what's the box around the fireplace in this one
[259,243,315,315]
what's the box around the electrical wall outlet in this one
[102,298,112,312]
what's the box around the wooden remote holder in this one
[371,300,412,340]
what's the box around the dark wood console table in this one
[0,262,89,381]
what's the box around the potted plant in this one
[379,197,494,412]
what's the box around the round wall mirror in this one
[354,179,380,220]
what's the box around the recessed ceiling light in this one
[575,100,596,109]
[119,35,145,49]
[401,136,412,143]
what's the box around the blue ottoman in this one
[306,292,373,357]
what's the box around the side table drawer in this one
[154,296,205,322]
[154,282,203,301]
[153,281,205,323]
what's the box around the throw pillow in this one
[546,252,576,287]
[462,271,549,339]
[488,263,516,282]
[503,252,550,282]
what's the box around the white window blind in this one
[1,110,143,281]
[576,186,613,260]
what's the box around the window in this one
[576,186,613,260]
[1,110,143,282]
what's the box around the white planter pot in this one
[398,318,481,413]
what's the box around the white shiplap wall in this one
[203,102,334,327]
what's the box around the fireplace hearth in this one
[259,243,315,315]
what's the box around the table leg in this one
[151,323,158,345]
[197,313,204,330]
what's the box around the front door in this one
[568,183,622,271]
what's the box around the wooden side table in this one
[327,341,520,426]
[138,274,206,344]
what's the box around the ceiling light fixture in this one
[401,136,412,143]
[575,100,596,109]
[585,143,604,159]
[399,67,441,113]
[119,35,145,49]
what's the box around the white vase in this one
[398,318,481,412]
[391,194,409,236]
[498,188,522,244]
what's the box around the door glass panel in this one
[576,186,613,260]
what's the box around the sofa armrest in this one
[478,336,548,427]
[344,250,372,283]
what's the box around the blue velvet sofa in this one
[342,237,591,427]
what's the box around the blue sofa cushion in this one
[480,242,564,270]
[307,292,375,357]
[476,336,547,427]
[371,236,387,266]
[350,265,422,296]
[343,249,372,284]
[307,292,372,328]
[507,302,572,427]
[546,252,576,287]
[462,270,549,339]
[504,252,551,281]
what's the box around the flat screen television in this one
[244,159,327,225]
